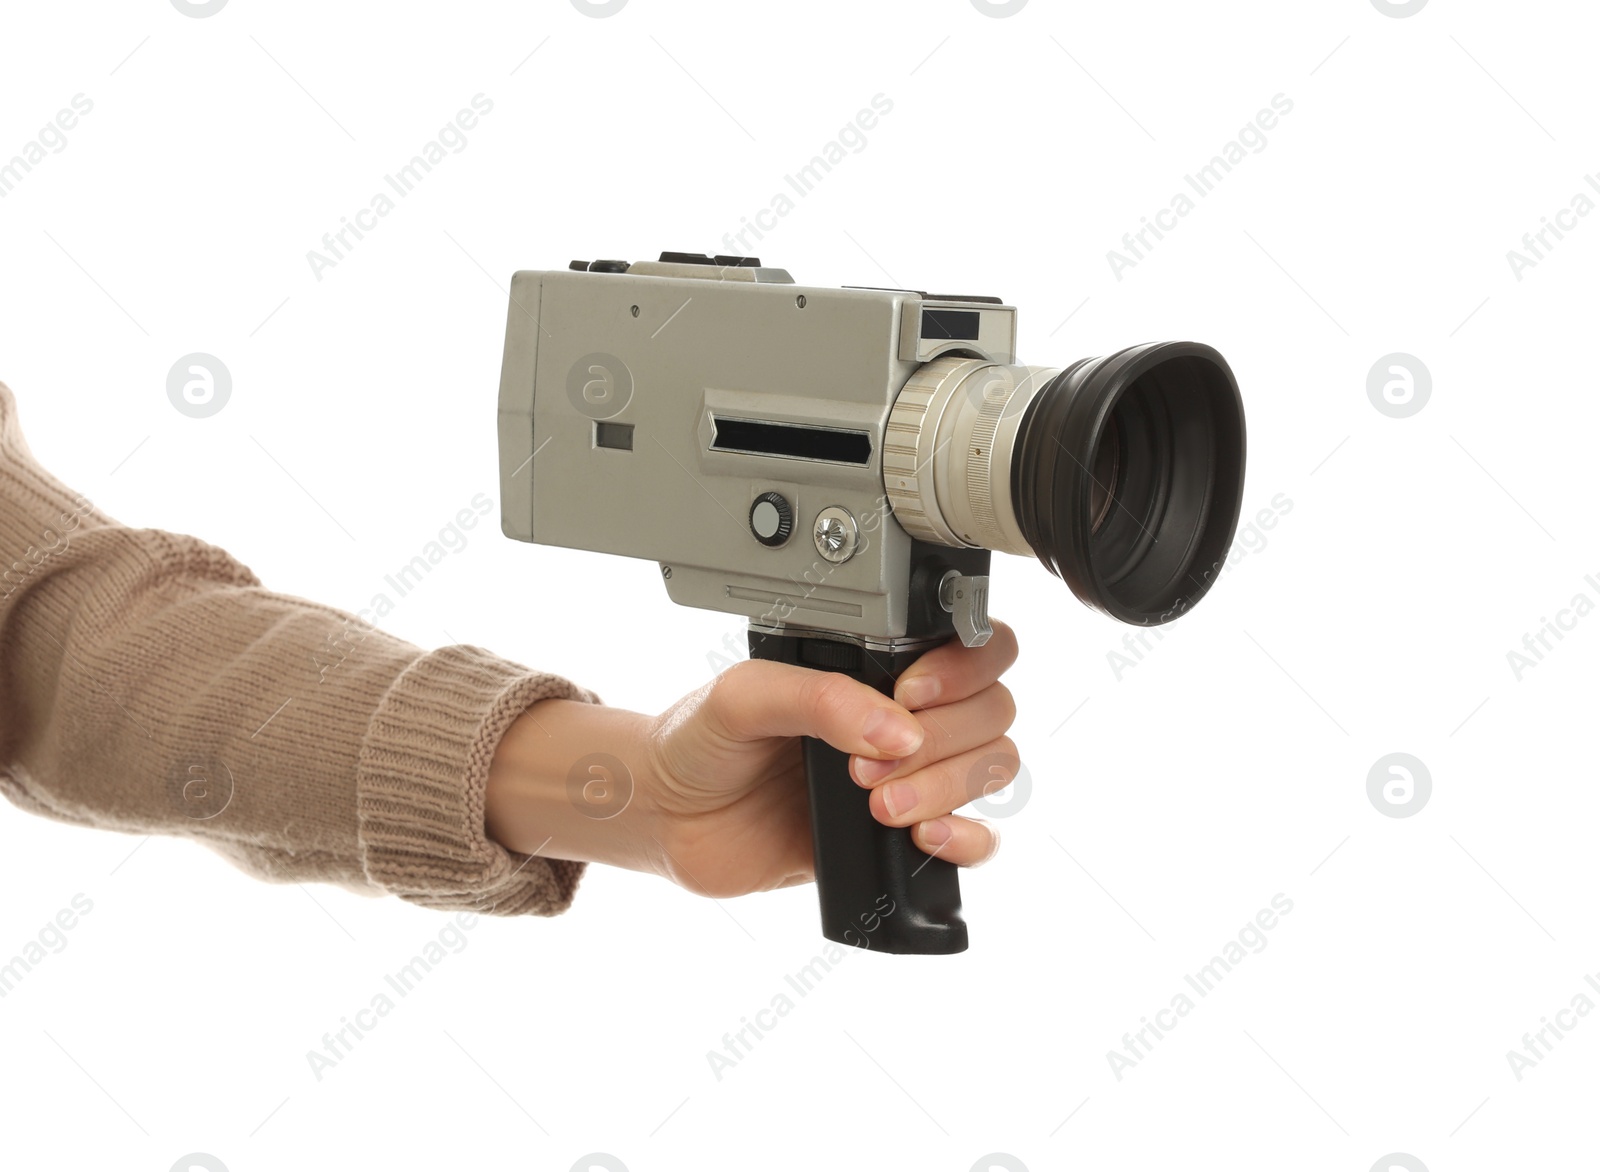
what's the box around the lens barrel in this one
[884,342,1245,626]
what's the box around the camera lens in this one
[1011,342,1245,624]
[883,342,1245,626]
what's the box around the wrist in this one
[485,698,663,875]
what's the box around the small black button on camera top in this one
[749,491,794,547]
[657,250,762,268]
[569,259,631,273]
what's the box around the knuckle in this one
[717,657,761,688]
[703,658,766,731]
[991,734,1020,765]
[912,712,950,758]
[990,682,1018,728]
[705,659,749,705]
[989,619,1019,663]
[802,670,860,729]
[975,820,1002,866]
[964,738,1021,802]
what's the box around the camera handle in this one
[746,544,991,955]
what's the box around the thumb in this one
[704,660,925,759]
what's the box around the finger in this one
[893,618,1018,711]
[913,815,1000,868]
[704,659,924,759]
[848,682,1015,787]
[867,738,1021,827]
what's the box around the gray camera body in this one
[496,254,1012,647]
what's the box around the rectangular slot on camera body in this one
[710,417,872,465]
[593,421,634,450]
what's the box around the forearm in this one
[0,383,597,916]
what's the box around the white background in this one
[1,1,1595,1169]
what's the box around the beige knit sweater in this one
[0,383,591,915]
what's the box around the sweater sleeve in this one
[0,382,593,916]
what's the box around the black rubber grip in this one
[748,627,967,955]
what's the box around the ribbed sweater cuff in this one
[356,643,598,916]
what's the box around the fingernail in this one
[882,782,917,819]
[918,818,952,847]
[863,709,923,756]
[896,675,940,711]
[855,757,899,786]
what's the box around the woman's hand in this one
[485,621,1020,898]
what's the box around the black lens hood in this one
[1010,341,1246,625]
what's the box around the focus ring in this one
[963,372,1011,545]
[883,356,975,547]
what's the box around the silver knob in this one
[813,506,859,564]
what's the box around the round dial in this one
[749,491,794,547]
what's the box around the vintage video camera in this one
[497,250,1246,954]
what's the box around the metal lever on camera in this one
[938,571,992,648]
